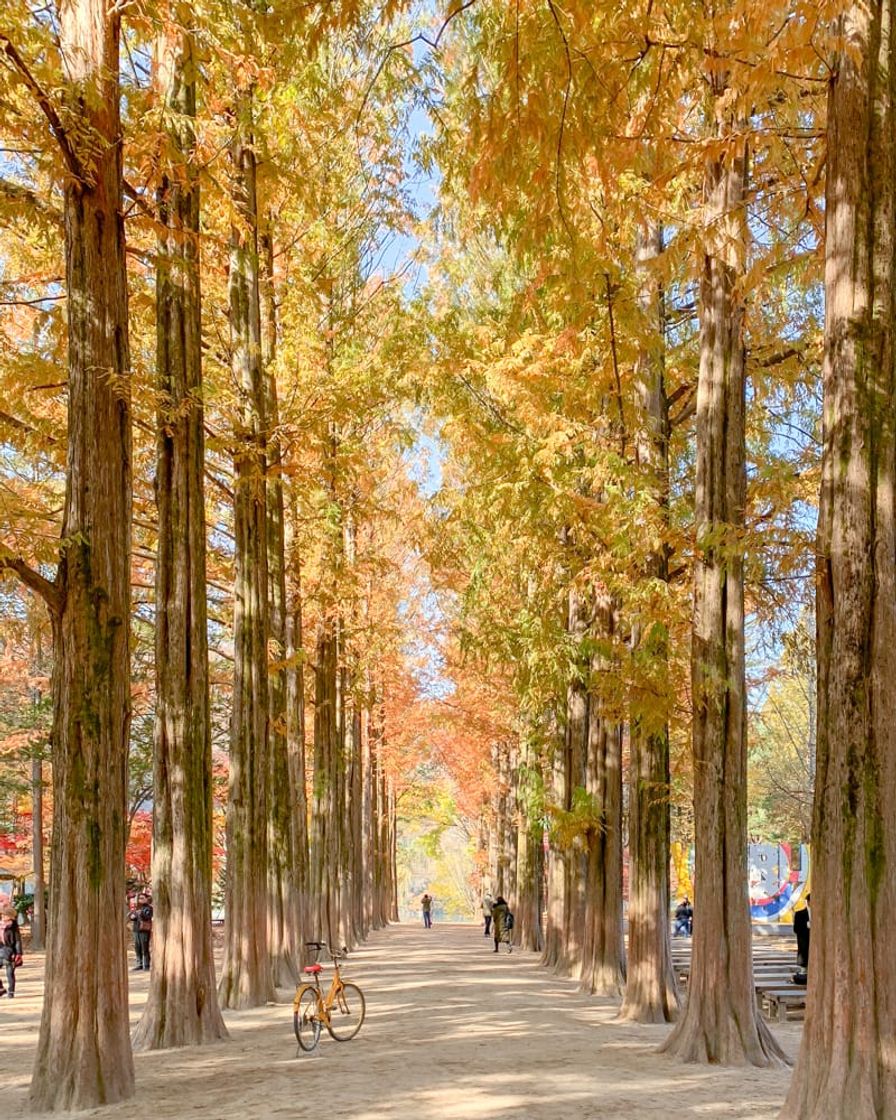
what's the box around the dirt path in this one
[2,922,800,1118]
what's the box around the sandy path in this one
[1,922,800,1118]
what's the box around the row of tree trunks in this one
[134,13,227,1050]
[307,625,398,945]
[475,224,673,1024]
[15,0,397,1104]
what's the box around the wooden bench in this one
[760,987,806,1022]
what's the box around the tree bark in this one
[502,741,519,911]
[30,753,44,951]
[388,777,399,922]
[541,720,570,973]
[310,623,340,944]
[564,585,589,978]
[580,618,626,998]
[261,229,300,989]
[218,91,272,1009]
[285,554,308,963]
[29,0,135,1106]
[783,3,896,1114]
[620,218,679,1023]
[134,13,227,1050]
[513,734,544,951]
[661,80,784,1067]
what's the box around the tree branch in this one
[0,555,61,614]
[0,35,86,182]
[0,175,63,225]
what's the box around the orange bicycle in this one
[293,940,366,1052]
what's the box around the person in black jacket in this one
[674,898,693,937]
[0,905,23,998]
[491,896,512,954]
[128,892,153,971]
[793,894,811,968]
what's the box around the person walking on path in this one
[0,905,23,997]
[491,896,512,953]
[481,891,494,937]
[421,893,433,929]
[793,893,811,968]
[128,891,153,970]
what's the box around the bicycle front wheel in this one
[327,982,366,1041]
[293,985,322,1052]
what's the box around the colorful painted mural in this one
[748,842,810,922]
[668,841,810,924]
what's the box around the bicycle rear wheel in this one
[326,982,366,1041]
[293,985,322,1052]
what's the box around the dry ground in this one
[1,922,801,1119]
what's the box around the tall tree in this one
[133,9,228,1049]
[261,228,301,988]
[661,61,783,1067]
[1,0,138,1105]
[620,218,679,1023]
[218,86,273,1009]
[580,607,626,998]
[784,2,896,1114]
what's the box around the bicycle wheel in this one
[293,985,322,1052]
[326,982,366,1041]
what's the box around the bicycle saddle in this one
[303,964,323,974]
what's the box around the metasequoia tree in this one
[784,2,896,1114]
[262,229,303,988]
[580,602,625,998]
[0,0,137,1107]
[218,83,273,1009]
[661,58,783,1067]
[512,735,544,952]
[133,8,227,1049]
[620,218,679,1023]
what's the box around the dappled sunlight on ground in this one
[1,923,800,1118]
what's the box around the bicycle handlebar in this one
[304,940,349,959]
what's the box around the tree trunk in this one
[134,13,227,1050]
[218,92,272,1010]
[541,724,569,972]
[661,82,784,1067]
[783,4,896,1114]
[31,753,44,950]
[580,625,626,998]
[361,699,375,934]
[620,218,679,1023]
[564,585,589,978]
[389,777,399,922]
[370,695,392,928]
[310,623,340,944]
[514,735,544,951]
[285,568,308,963]
[29,0,135,1107]
[502,741,519,911]
[262,229,300,990]
[347,696,364,943]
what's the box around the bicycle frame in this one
[303,961,348,1027]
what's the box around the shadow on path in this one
[3,922,799,1119]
